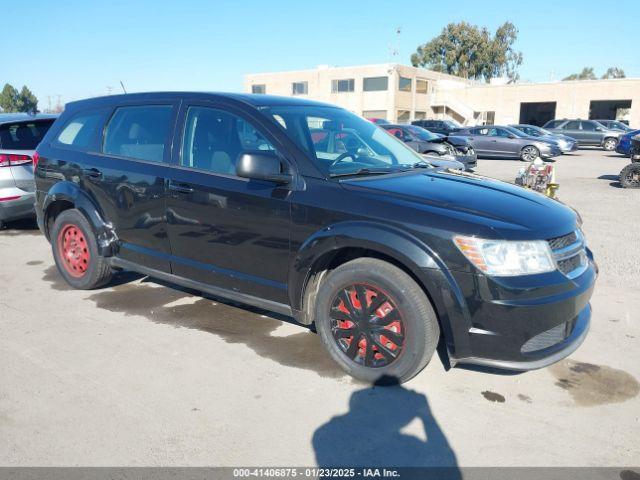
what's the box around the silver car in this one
[0,114,57,228]
[455,125,563,161]
[543,119,622,151]
[509,124,578,153]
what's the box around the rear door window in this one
[0,120,54,150]
[103,105,173,162]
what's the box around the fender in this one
[288,221,473,361]
[42,181,118,257]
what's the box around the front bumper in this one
[445,252,597,370]
[540,146,563,159]
[560,142,579,153]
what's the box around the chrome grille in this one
[548,231,577,250]
[548,230,587,279]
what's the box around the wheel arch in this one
[289,221,470,361]
[43,181,117,256]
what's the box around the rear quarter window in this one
[55,109,110,150]
[103,105,173,162]
[0,120,54,150]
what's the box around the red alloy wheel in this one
[57,224,91,278]
[330,283,405,368]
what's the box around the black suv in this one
[411,119,462,136]
[35,93,597,383]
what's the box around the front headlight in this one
[454,236,556,276]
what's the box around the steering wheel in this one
[330,152,357,167]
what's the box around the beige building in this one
[245,63,640,127]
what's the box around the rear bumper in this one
[0,191,36,222]
[444,252,597,371]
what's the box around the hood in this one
[341,170,577,239]
[445,135,472,147]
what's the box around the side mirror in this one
[596,127,604,132]
[236,152,292,185]
[508,134,517,139]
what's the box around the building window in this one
[331,79,355,93]
[416,79,428,94]
[362,110,387,120]
[363,76,388,92]
[414,111,427,120]
[399,77,412,92]
[397,110,411,123]
[292,81,308,95]
[251,84,266,94]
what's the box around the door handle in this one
[168,181,194,194]
[82,168,103,179]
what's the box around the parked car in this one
[411,119,462,136]
[367,118,390,125]
[455,125,562,161]
[619,134,640,188]
[380,124,477,169]
[593,119,634,132]
[509,124,578,153]
[615,129,640,156]
[542,119,622,151]
[35,92,596,384]
[0,113,57,228]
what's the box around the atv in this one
[619,134,640,189]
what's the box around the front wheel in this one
[603,137,618,151]
[619,163,640,188]
[314,258,440,384]
[520,145,539,162]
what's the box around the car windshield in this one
[443,120,462,129]
[406,125,439,141]
[608,121,630,130]
[261,105,430,177]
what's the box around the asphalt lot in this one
[0,149,639,468]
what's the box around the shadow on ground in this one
[42,266,346,379]
[313,376,460,474]
[597,174,623,188]
[0,218,41,236]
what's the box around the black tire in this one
[51,209,113,289]
[520,145,539,162]
[314,258,440,384]
[603,137,618,151]
[619,163,640,189]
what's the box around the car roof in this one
[65,92,339,110]
[0,113,59,126]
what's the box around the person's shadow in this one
[313,376,460,478]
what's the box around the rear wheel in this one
[520,145,539,162]
[51,209,112,289]
[314,258,440,384]
[603,137,618,151]
[619,163,640,188]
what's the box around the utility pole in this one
[106,86,113,95]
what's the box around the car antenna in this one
[119,81,127,94]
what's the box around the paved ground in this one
[0,149,638,468]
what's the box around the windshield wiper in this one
[412,161,432,169]
[329,168,401,178]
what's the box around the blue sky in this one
[5,0,639,109]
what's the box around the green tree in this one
[0,83,20,112]
[0,83,38,112]
[562,67,596,81]
[601,67,626,79]
[410,21,523,82]
[16,86,38,112]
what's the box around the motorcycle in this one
[515,158,559,198]
[619,134,640,188]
